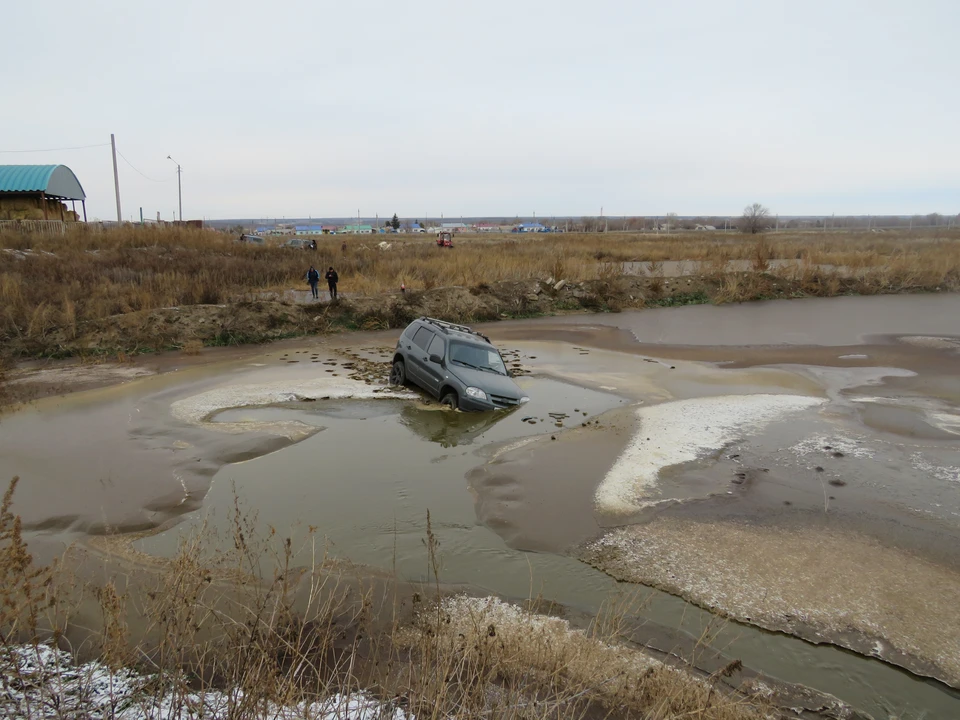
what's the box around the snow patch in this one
[595,394,825,515]
[1,644,407,719]
[439,595,663,674]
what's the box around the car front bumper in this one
[458,394,497,412]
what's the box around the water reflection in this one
[399,405,515,447]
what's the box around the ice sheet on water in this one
[594,394,825,515]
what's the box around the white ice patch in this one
[897,336,960,351]
[1,644,408,720]
[594,394,825,515]
[838,354,869,360]
[929,411,960,436]
[790,433,876,460]
[910,453,960,485]
[170,377,411,436]
[851,397,960,436]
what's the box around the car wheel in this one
[389,360,406,386]
[440,391,459,410]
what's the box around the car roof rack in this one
[420,317,491,344]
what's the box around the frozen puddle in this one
[170,377,411,437]
[595,394,826,515]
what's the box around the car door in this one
[419,334,447,396]
[406,327,434,387]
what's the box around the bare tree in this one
[741,203,771,234]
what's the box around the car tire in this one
[440,391,459,410]
[389,360,406,386]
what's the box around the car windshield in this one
[449,340,507,375]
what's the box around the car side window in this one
[427,335,445,360]
[412,327,433,350]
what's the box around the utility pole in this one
[110,133,122,222]
[166,156,182,222]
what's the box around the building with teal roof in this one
[0,164,87,221]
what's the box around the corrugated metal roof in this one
[0,165,57,193]
[0,164,86,200]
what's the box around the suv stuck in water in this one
[390,317,529,411]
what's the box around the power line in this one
[116,149,173,182]
[0,142,110,154]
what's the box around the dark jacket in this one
[307,268,320,283]
[325,270,339,284]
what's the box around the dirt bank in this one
[5,264,958,365]
[578,517,960,690]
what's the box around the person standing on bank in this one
[325,266,339,300]
[306,266,320,299]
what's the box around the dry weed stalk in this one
[1,225,958,359]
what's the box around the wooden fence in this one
[0,219,69,236]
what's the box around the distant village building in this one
[340,224,373,234]
[256,226,289,236]
[474,222,499,232]
[440,222,469,232]
[295,225,325,235]
[517,222,548,233]
[694,224,717,231]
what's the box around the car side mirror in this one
[429,354,443,365]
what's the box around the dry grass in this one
[1,225,958,361]
[0,478,771,719]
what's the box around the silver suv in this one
[390,317,529,411]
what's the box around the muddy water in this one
[490,292,960,347]
[2,294,960,718]
[134,377,625,574]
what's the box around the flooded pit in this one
[3,294,960,718]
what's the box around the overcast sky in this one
[3,1,958,220]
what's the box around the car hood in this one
[448,365,523,398]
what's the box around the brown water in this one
[3,293,960,719]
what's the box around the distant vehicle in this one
[436,231,453,248]
[237,233,265,245]
[284,238,316,249]
[390,317,529,412]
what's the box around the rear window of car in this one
[412,327,433,350]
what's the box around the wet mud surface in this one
[3,293,960,718]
